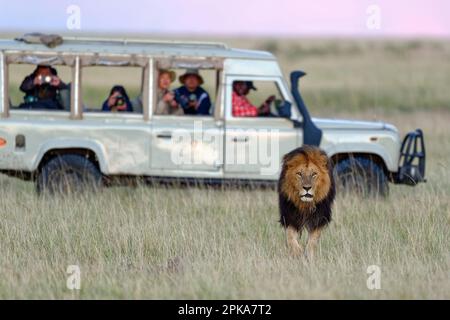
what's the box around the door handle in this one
[232,137,248,143]
[156,132,172,139]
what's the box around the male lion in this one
[278,145,336,260]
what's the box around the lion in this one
[278,145,336,260]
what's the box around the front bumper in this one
[394,129,426,185]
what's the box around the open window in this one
[8,64,72,111]
[229,78,292,118]
[6,55,74,113]
[230,79,292,119]
[81,65,144,114]
[154,58,223,117]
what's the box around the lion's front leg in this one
[305,227,322,261]
[286,226,303,257]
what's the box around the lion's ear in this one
[282,153,292,164]
[316,151,328,166]
[316,151,333,174]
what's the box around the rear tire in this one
[37,154,103,195]
[334,156,389,197]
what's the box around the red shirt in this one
[232,92,258,117]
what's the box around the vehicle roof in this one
[0,36,276,60]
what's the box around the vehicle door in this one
[224,76,301,180]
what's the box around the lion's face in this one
[296,165,321,202]
[281,148,332,207]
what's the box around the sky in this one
[0,0,449,37]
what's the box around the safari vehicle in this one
[0,34,426,195]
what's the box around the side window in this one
[8,64,72,111]
[154,67,217,116]
[82,66,143,113]
[231,80,290,118]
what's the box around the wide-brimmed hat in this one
[179,69,204,85]
[159,69,176,82]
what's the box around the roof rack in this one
[62,36,228,49]
[14,33,229,49]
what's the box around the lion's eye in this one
[296,172,303,178]
[312,172,318,178]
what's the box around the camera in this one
[188,93,197,103]
[38,75,52,84]
[114,95,125,107]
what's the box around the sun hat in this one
[179,68,204,85]
[159,69,176,82]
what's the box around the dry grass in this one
[0,37,449,299]
[0,109,448,299]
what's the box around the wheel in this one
[37,154,103,195]
[334,156,389,197]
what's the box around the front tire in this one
[334,156,389,197]
[37,154,103,195]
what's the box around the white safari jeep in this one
[0,34,426,195]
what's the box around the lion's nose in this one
[303,186,312,192]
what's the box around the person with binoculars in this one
[19,65,68,110]
[102,85,133,112]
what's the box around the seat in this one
[58,83,71,111]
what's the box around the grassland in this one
[0,37,449,299]
[237,38,450,114]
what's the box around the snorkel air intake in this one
[290,71,322,146]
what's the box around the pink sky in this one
[1,0,449,37]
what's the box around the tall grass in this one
[0,109,448,299]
